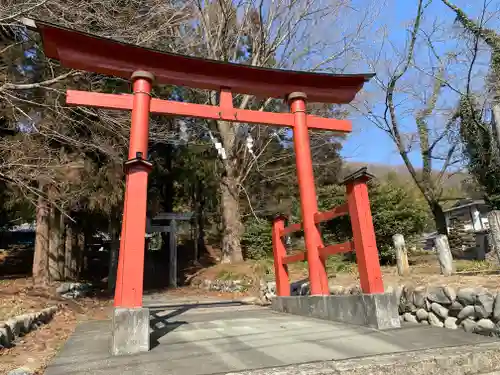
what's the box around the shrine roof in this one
[28,19,374,104]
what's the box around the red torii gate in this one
[29,20,383,355]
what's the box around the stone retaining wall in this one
[259,280,500,336]
[0,306,59,348]
[191,278,249,293]
[395,285,500,335]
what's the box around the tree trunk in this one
[82,228,92,277]
[216,113,244,264]
[107,219,120,293]
[76,230,85,279]
[169,219,178,287]
[220,175,244,263]
[33,194,50,285]
[64,221,79,280]
[194,177,206,261]
[64,222,73,280]
[48,205,64,281]
[430,200,448,235]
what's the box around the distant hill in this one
[341,162,476,209]
[343,162,469,189]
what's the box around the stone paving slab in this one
[44,302,500,375]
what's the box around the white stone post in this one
[392,234,410,276]
[435,234,454,276]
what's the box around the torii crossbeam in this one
[29,19,376,356]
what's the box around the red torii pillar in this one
[112,71,154,355]
[114,71,154,309]
[288,92,329,295]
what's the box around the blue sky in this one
[339,0,498,167]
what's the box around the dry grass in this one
[0,278,113,374]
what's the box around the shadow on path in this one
[148,300,250,349]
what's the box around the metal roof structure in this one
[27,19,374,104]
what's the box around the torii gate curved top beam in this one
[29,20,373,104]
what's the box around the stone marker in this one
[393,234,410,276]
[435,235,454,276]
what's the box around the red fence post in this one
[288,92,329,295]
[114,71,154,308]
[344,168,384,294]
[272,215,290,296]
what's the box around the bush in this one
[241,176,431,265]
[242,218,273,260]
[316,178,430,264]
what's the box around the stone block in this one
[458,305,476,321]
[413,286,427,308]
[430,302,449,319]
[416,308,428,321]
[444,317,458,329]
[6,318,21,337]
[461,318,477,333]
[271,293,400,330]
[427,286,455,305]
[428,312,444,327]
[449,300,464,317]
[457,288,476,306]
[7,368,34,375]
[111,307,150,356]
[403,312,418,324]
[475,318,495,336]
[493,293,500,322]
[0,326,12,347]
[476,290,494,319]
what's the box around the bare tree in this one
[171,0,377,262]
[2,0,378,268]
[0,0,187,282]
[440,0,500,103]
[354,0,467,234]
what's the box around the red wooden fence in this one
[271,168,384,297]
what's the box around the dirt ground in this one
[192,253,500,291]
[0,278,246,375]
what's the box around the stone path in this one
[44,298,500,375]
